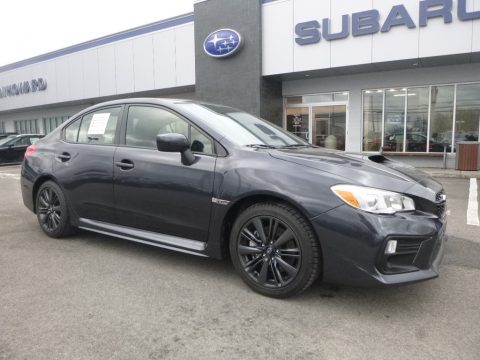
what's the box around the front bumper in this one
[312,204,447,287]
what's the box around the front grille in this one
[379,238,424,273]
[436,203,446,218]
[396,241,422,254]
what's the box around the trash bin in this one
[456,141,480,171]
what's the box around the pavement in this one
[0,165,479,360]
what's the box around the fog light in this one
[385,240,397,254]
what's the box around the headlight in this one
[331,184,415,214]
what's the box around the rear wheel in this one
[230,202,321,298]
[36,181,75,238]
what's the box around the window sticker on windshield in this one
[88,113,110,135]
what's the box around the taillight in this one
[24,144,37,159]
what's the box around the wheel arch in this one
[219,192,321,257]
[32,175,59,213]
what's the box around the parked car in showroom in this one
[383,133,452,152]
[0,134,44,164]
[21,99,447,298]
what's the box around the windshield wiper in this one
[245,144,278,149]
[280,144,314,149]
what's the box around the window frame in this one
[61,105,124,146]
[120,104,218,156]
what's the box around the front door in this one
[312,105,347,151]
[285,107,309,142]
[113,105,216,242]
[285,102,348,151]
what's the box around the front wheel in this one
[36,181,75,238]
[230,202,321,298]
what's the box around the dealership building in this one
[0,0,479,168]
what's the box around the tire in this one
[230,202,321,298]
[36,181,75,238]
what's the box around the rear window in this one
[64,107,121,145]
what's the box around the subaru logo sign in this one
[203,29,242,58]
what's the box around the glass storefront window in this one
[303,94,334,103]
[362,82,480,154]
[406,87,429,152]
[430,85,454,152]
[14,119,38,134]
[455,83,480,147]
[42,115,71,134]
[333,92,349,102]
[286,92,349,105]
[363,90,383,151]
[384,88,406,152]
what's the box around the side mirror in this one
[156,133,196,166]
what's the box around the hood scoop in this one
[367,154,388,164]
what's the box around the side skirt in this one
[78,218,208,257]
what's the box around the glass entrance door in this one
[312,105,346,151]
[286,107,309,141]
[285,104,347,151]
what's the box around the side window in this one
[65,118,81,142]
[14,137,30,146]
[126,106,214,154]
[77,107,121,145]
[191,126,213,154]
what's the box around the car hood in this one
[268,148,442,202]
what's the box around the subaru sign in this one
[0,78,47,99]
[203,29,242,58]
[295,0,480,45]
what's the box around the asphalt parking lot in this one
[0,165,479,360]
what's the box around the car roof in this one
[78,98,234,114]
[87,98,197,108]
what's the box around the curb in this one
[421,171,480,179]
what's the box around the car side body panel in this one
[113,147,216,242]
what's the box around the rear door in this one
[113,105,216,242]
[53,106,123,223]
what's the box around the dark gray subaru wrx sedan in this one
[21,98,447,298]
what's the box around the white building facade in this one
[1,0,479,168]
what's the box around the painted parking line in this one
[0,173,20,180]
[467,178,479,226]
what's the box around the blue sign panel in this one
[203,29,242,58]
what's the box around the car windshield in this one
[178,103,310,148]
[0,135,16,146]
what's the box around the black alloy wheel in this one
[36,181,74,238]
[230,203,321,298]
[238,216,301,288]
[38,187,62,232]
